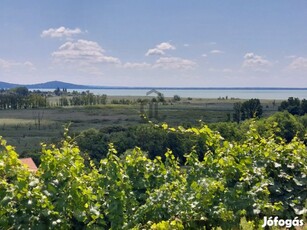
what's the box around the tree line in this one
[0,87,47,109]
[232,98,263,123]
[278,97,307,115]
[75,124,206,165]
[58,92,107,107]
[73,109,307,166]
[0,87,107,109]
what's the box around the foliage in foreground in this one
[0,123,306,229]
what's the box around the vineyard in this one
[0,122,306,229]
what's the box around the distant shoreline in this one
[1,80,307,90]
[32,87,307,90]
[84,87,307,90]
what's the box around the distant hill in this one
[0,81,99,90]
[26,81,99,89]
[0,81,19,89]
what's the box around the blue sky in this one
[0,1,306,87]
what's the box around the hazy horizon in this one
[1,1,307,87]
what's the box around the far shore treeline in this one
[0,86,107,109]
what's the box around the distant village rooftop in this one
[19,158,38,172]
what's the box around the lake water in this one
[64,89,307,100]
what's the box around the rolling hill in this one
[0,81,99,89]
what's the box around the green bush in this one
[1,123,306,229]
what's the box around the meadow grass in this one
[0,97,281,154]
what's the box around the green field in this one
[0,96,281,155]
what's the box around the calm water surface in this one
[66,89,307,100]
[34,88,307,100]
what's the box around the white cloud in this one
[153,57,196,70]
[242,52,271,70]
[41,26,82,38]
[0,58,35,71]
[146,42,175,56]
[52,39,120,64]
[201,54,208,58]
[156,42,175,51]
[23,61,36,70]
[144,42,197,70]
[210,49,224,54]
[288,57,307,70]
[51,39,120,76]
[123,62,151,69]
[146,48,165,56]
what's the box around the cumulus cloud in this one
[153,57,196,70]
[210,49,224,54]
[288,57,307,70]
[156,42,175,50]
[23,61,36,70]
[0,58,35,71]
[144,42,196,70]
[145,48,165,56]
[52,39,120,64]
[146,42,175,56]
[41,26,82,38]
[242,52,271,70]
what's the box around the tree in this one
[13,87,29,97]
[28,94,47,108]
[278,97,301,115]
[54,87,61,96]
[173,95,181,102]
[263,111,305,142]
[233,102,242,123]
[241,98,263,120]
[59,97,69,106]
[157,92,165,103]
[300,99,307,115]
